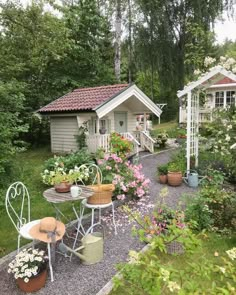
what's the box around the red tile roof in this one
[214,77,236,84]
[38,84,129,113]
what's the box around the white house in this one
[177,65,236,172]
[38,84,162,154]
[179,71,236,123]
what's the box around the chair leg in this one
[91,208,94,233]
[17,235,21,253]
[112,202,117,235]
[47,243,54,282]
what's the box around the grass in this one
[151,121,185,138]
[0,147,78,257]
[110,232,236,294]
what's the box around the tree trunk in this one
[114,0,122,82]
[128,0,132,83]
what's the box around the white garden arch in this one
[177,66,236,173]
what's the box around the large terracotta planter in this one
[54,181,71,193]
[159,175,168,184]
[17,266,47,293]
[167,171,182,186]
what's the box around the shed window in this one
[215,92,224,107]
[226,91,235,106]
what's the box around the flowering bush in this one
[97,153,150,200]
[8,248,46,283]
[110,132,133,158]
[41,161,89,185]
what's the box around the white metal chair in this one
[5,182,41,252]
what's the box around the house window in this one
[226,91,235,106]
[100,119,106,129]
[215,91,224,107]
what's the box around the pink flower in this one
[106,165,112,170]
[97,159,104,165]
[117,194,126,200]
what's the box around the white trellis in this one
[177,65,236,173]
[186,90,199,172]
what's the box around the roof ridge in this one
[73,84,129,92]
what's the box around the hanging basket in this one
[87,173,115,205]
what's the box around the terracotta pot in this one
[54,181,71,193]
[167,171,182,186]
[159,175,168,184]
[17,266,47,293]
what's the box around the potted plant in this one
[167,161,184,186]
[41,165,88,192]
[157,164,168,184]
[8,248,47,292]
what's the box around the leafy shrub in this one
[42,149,94,174]
[157,164,168,175]
[110,132,133,158]
[97,153,150,200]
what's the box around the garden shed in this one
[38,84,162,154]
[177,65,236,172]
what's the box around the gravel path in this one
[0,149,197,295]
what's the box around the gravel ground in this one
[0,149,197,295]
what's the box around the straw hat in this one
[29,217,65,243]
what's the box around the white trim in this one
[177,66,236,98]
[95,84,162,119]
[209,83,236,88]
[186,92,191,172]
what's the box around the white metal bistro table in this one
[43,186,94,237]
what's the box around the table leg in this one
[47,243,54,282]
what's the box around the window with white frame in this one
[215,91,224,107]
[226,91,235,106]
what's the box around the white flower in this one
[14,274,18,279]
[24,278,29,283]
[225,134,231,142]
[219,267,226,274]
[194,69,201,76]
[8,269,11,274]
[167,281,181,292]
[220,56,226,62]
[160,268,170,282]
[204,56,216,67]
[226,248,236,260]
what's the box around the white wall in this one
[50,116,78,153]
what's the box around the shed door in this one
[114,112,127,133]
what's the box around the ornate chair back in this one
[5,181,31,233]
[77,163,103,185]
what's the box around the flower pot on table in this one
[54,181,71,193]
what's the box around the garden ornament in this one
[59,223,104,265]
[29,217,65,243]
[183,170,206,188]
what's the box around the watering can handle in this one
[85,222,105,240]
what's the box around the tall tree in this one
[114,0,122,81]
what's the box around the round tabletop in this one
[43,186,94,203]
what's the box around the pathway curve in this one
[0,149,197,295]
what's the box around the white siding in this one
[50,117,78,153]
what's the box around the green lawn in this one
[110,232,236,294]
[0,147,78,257]
[152,121,184,138]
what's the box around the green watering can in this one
[183,170,206,188]
[59,223,104,265]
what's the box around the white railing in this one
[140,131,156,153]
[179,107,212,123]
[120,132,140,155]
[86,132,141,155]
[86,134,110,153]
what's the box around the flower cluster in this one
[98,153,150,200]
[8,248,46,283]
[41,161,89,185]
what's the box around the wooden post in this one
[97,117,100,134]
[143,112,147,131]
